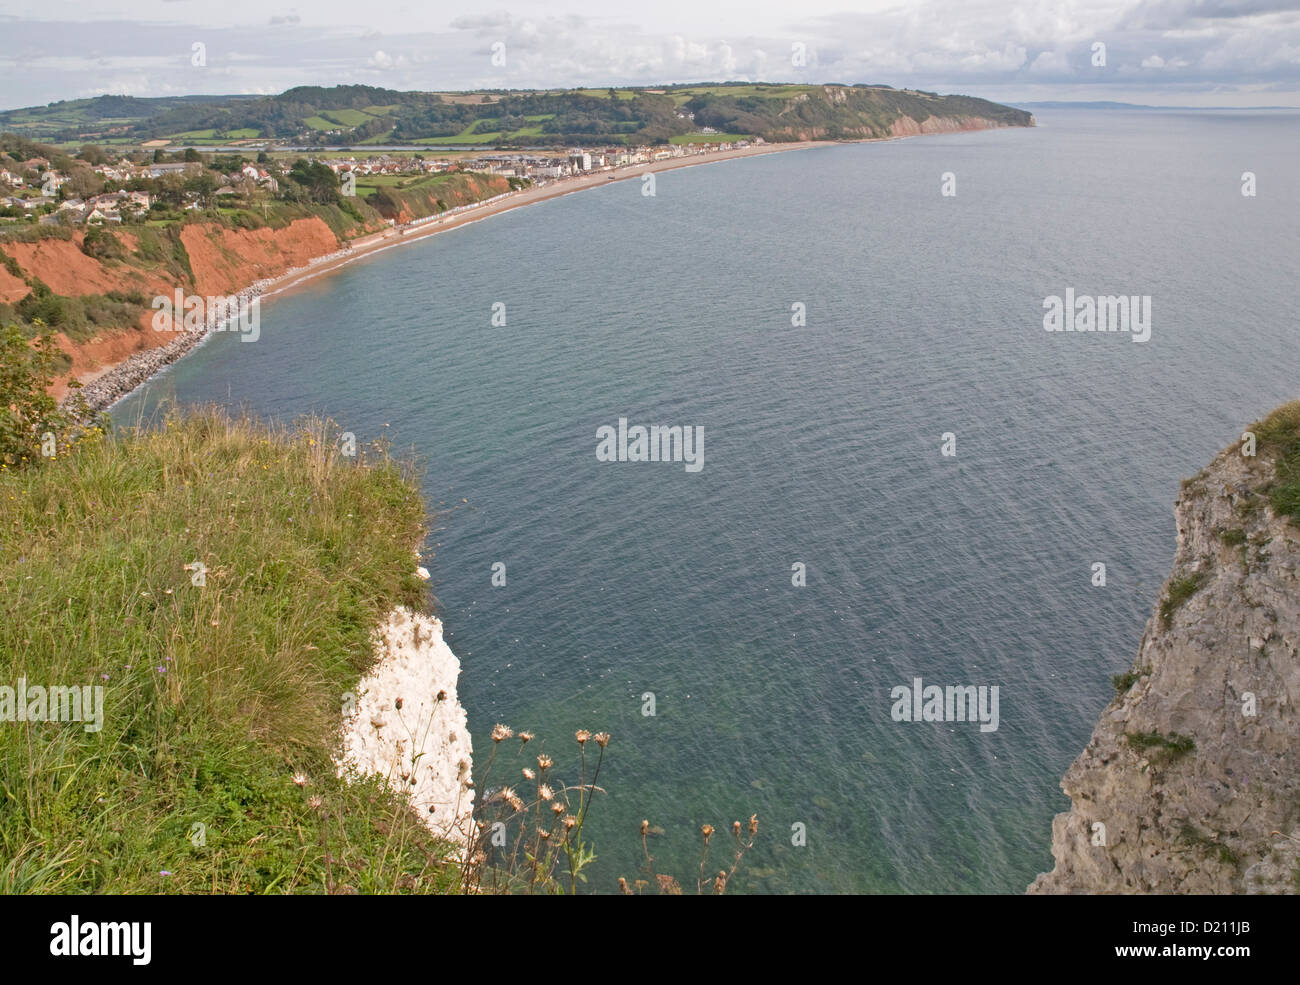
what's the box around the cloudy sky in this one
[2,0,1299,110]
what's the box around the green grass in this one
[419,121,503,145]
[322,109,375,128]
[669,132,751,144]
[1251,401,1300,522]
[0,408,460,893]
[1111,668,1149,694]
[574,89,639,100]
[1160,571,1207,629]
[1219,527,1248,547]
[302,116,337,131]
[1127,730,1196,759]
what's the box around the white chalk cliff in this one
[337,607,475,847]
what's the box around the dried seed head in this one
[563,816,577,830]
[748,814,759,836]
[575,729,591,745]
[518,731,534,743]
[522,767,535,780]
[492,723,513,743]
[733,820,742,837]
[701,824,714,841]
[593,731,610,748]
[618,876,631,895]
[539,783,554,801]
[500,786,524,811]
[537,754,553,770]
[550,802,565,815]
[640,819,649,836]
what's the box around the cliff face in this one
[1,217,349,398]
[337,607,475,847]
[1030,413,1300,894]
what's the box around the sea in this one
[112,108,1300,893]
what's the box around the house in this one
[0,169,23,187]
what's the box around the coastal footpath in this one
[1030,404,1300,894]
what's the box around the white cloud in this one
[2,1,1300,107]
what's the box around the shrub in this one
[1160,571,1207,629]
[1127,730,1195,759]
[0,323,73,468]
[81,225,124,260]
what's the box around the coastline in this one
[73,139,832,414]
[72,124,1021,414]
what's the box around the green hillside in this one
[0,83,1033,149]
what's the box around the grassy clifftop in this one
[0,409,459,893]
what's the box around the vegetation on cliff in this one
[0,404,462,892]
[1032,404,1300,894]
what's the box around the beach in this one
[71,140,828,412]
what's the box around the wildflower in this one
[748,814,759,836]
[518,730,534,743]
[156,666,166,674]
[536,753,552,770]
[575,729,591,745]
[539,784,554,801]
[550,802,565,815]
[522,767,535,780]
[500,787,523,811]
[292,772,308,787]
[538,829,550,841]
[593,732,610,748]
[160,871,172,877]
[308,795,323,810]
[491,723,513,743]
[701,824,714,841]
[562,816,576,831]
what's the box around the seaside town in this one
[0,137,761,226]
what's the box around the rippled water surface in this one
[114,109,1300,892]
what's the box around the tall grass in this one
[0,406,460,893]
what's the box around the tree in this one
[0,324,73,468]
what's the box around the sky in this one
[2,0,1299,110]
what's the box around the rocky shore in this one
[64,246,360,415]
[1030,407,1300,894]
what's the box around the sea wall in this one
[1030,424,1300,894]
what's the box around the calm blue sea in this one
[113,108,1300,893]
